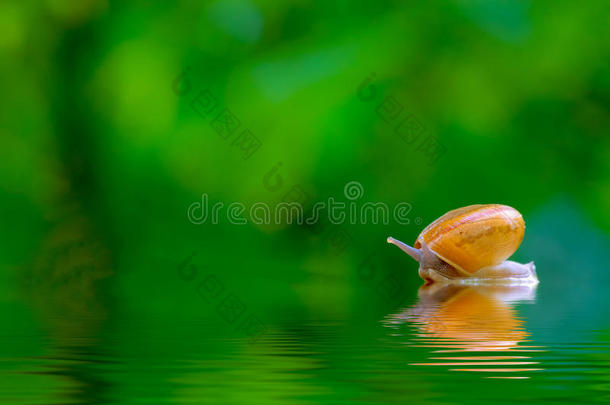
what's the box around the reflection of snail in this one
[387,204,538,284]
[385,284,543,376]
[403,283,534,342]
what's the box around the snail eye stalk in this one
[387,237,421,262]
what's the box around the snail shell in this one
[388,204,537,284]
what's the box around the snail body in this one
[388,204,538,285]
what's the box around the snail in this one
[387,204,538,285]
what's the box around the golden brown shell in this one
[414,204,525,275]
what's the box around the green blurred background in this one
[1,0,610,403]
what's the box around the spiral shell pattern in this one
[414,204,525,275]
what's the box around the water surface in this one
[2,275,609,404]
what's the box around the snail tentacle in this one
[387,237,421,262]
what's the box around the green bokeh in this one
[1,0,609,403]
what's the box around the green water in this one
[3,201,609,404]
[3,277,609,404]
